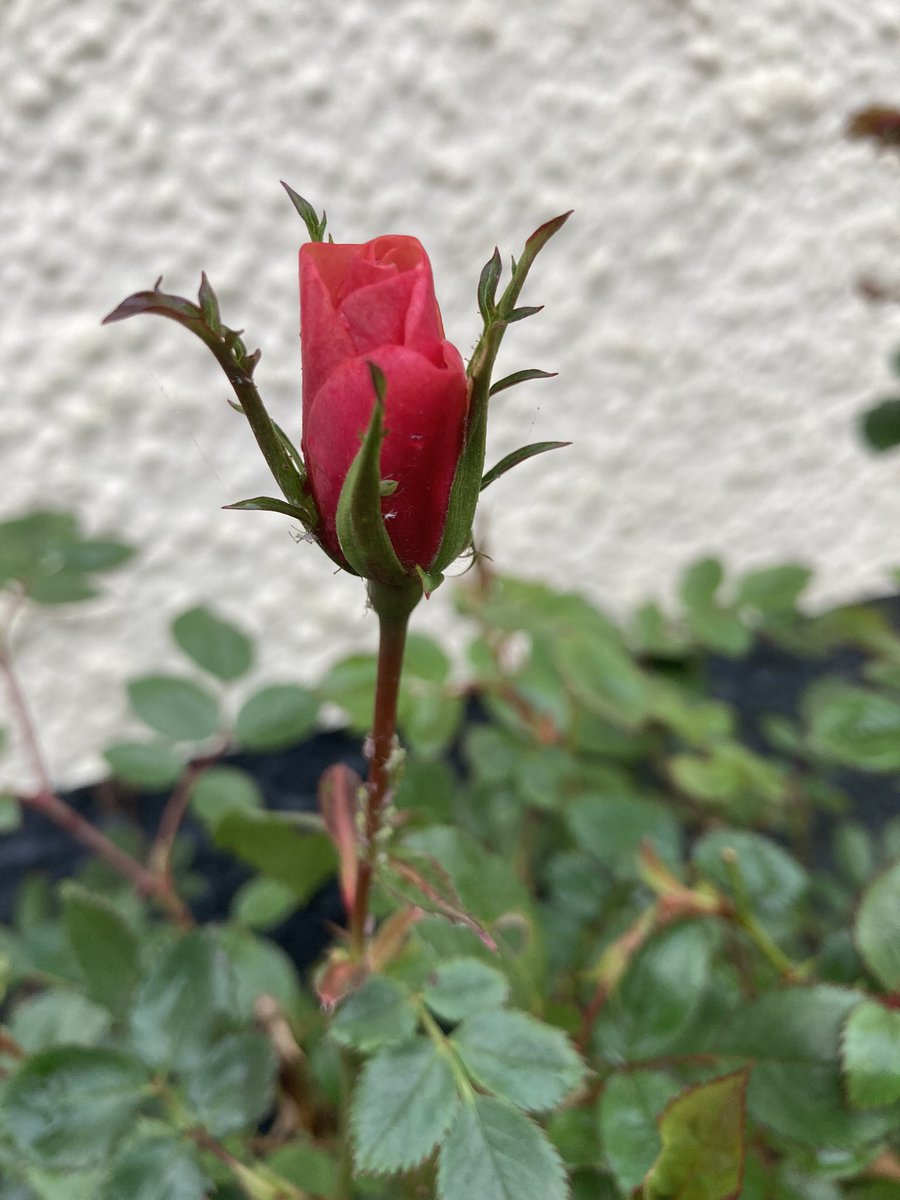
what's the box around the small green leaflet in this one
[352,1038,460,1174]
[438,1095,568,1200]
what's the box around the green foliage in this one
[128,931,234,1070]
[833,821,876,888]
[679,557,752,656]
[9,991,110,1053]
[644,1071,748,1200]
[213,811,337,901]
[351,1039,460,1173]
[330,976,418,1051]
[842,1000,900,1108]
[805,682,900,771]
[321,634,463,756]
[214,924,303,1018]
[127,675,220,742]
[692,828,808,932]
[103,741,184,789]
[231,876,298,930]
[234,684,318,750]
[855,862,900,989]
[594,923,717,1061]
[402,825,532,925]
[861,397,900,452]
[599,1071,681,1192]
[265,1140,340,1198]
[450,1010,584,1112]
[735,563,812,619]
[1,1047,148,1169]
[668,741,789,821]
[0,794,22,833]
[0,510,133,605]
[715,986,898,1149]
[171,606,255,682]
[566,792,681,878]
[5,530,900,1200]
[190,765,263,831]
[98,1137,208,1200]
[556,632,650,729]
[60,883,139,1018]
[422,958,509,1022]
[183,1030,276,1136]
[437,1096,568,1200]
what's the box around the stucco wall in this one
[4,0,900,788]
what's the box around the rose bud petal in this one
[300,236,469,574]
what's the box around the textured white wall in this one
[3,0,900,788]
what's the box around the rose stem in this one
[0,629,192,928]
[149,741,228,889]
[349,580,419,958]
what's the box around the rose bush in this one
[300,236,469,573]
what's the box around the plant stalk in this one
[149,743,227,887]
[348,580,419,957]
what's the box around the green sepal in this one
[224,496,319,526]
[272,421,308,486]
[478,248,502,323]
[416,565,444,599]
[429,374,486,572]
[517,210,574,266]
[489,369,557,397]
[504,304,544,323]
[481,441,571,491]
[197,271,221,330]
[281,181,327,242]
[335,364,409,585]
[429,211,572,574]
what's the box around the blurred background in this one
[3,0,900,787]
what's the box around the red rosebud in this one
[300,236,469,573]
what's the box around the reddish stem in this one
[149,743,227,889]
[348,580,418,957]
[576,980,611,1055]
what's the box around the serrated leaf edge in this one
[351,1040,461,1175]
[451,1010,585,1113]
[437,1095,569,1200]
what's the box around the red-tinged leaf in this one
[102,283,213,343]
[644,1070,749,1200]
[523,210,574,258]
[368,907,424,972]
[315,950,369,1010]
[318,764,362,914]
[281,181,328,242]
[383,855,498,951]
